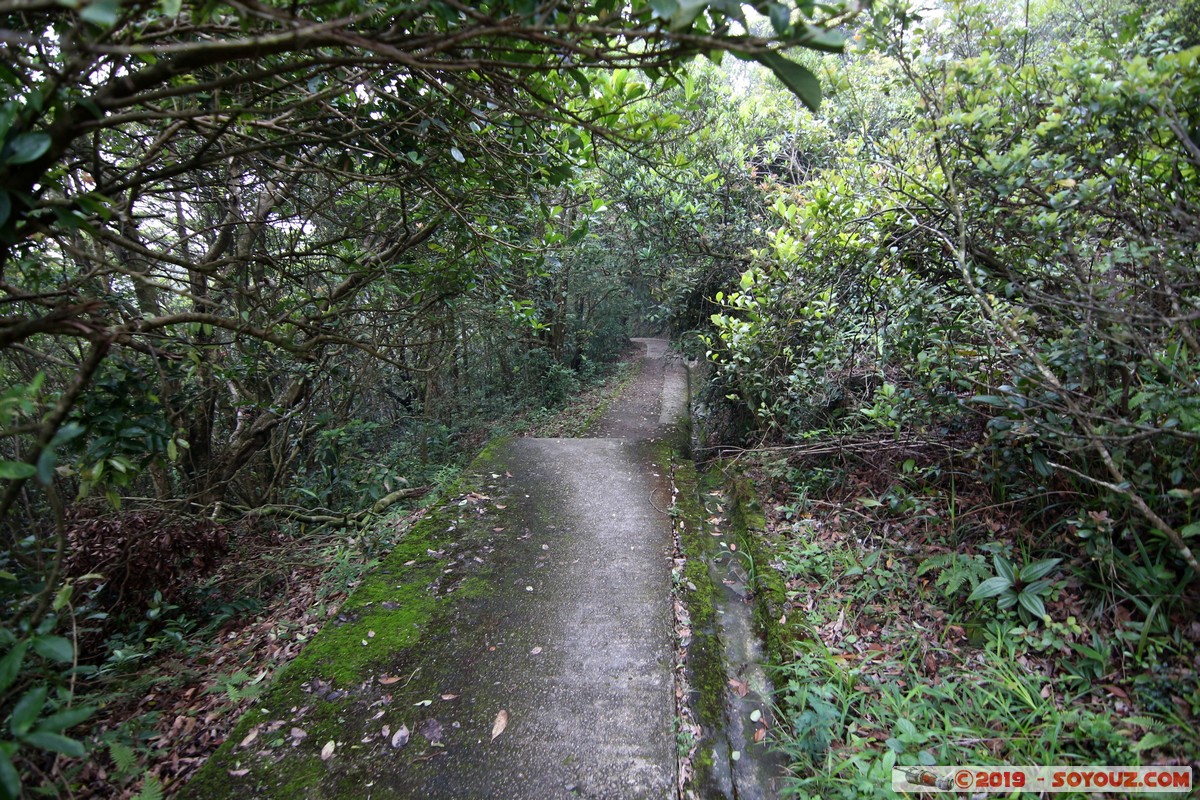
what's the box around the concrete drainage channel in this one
[671,356,788,800]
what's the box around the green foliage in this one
[696,8,1200,781]
[968,554,1062,622]
[0,0,863,794]
[0,626,93,799]
[72,359,182,503]
[768,482,1178,800]
[702,0,1200,614]
[916,552,991,598]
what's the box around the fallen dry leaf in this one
[494,504,507,510]
[530,646,542,655]
[441,694,459,701]
[228,768,250,777]
[1101,684,1129,700]
[290,727,307,740]
[320,740,335,760]
[391,725,410,749]
[239,728,258,748]
[491,709,509,741]
[754,727,767,743]
[728,678,749,698]
[379,675,402,685]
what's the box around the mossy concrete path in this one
[183,338,690,799]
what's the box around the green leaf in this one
[2,133,50,165]
[48,423,85,447]
[1180,522,1200,538]
[134,775,164,800]
[0,748,20,800]
[800,24,846,53]
[1132,731,1173,753]
[1017,590,1046,619]
[0,642,27,694]
[32,635,73,664]
[1019,558,1061,582]
[669,0,708,30]
[1023,578,1053,596]
[993,554,1017,584]
[648,0,679,20]
[109,741,138,774]
[767,1,790,34]
[968,575,1012,601]
[35,705,93,733]
[79,0,120,26]
[20,731,85,758]
[449,146,465,164]
[0,189,9,227]
[11,686,47,736]
[971,394,1011,407]
[754,51,822,112]
[0,461,35,480]
[996,590,1019,610]
[567,69,590,94]
[159,0,181,15]
[1030,450,1052,477]
[52,583,72,612]
[36,447,56,485]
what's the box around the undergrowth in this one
[748,449,1199,799]
[7,350,639,799]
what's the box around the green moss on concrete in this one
[671,456,729,773]
[180,438,514,800]
[577,360,640,436]
[726,472,791,666]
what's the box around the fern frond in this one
[109,741,139,775]
[134,776,164,800]
[916,552,961,576]
[917,553,991,595]
[1123,715,1167,732]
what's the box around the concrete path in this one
[383,337,687,798]
[367,438,679,799]
[182,338,693,800]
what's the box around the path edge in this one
[177,437,515,799]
